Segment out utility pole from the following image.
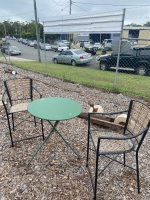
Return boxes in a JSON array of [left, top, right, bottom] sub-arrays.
[[33, 0, 41, 63], [69, 0, 72, 48], [70, 0, 72, 14], [3, 23, 6, 38]]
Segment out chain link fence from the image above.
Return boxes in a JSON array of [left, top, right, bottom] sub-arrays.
[[47, 28, 150, 98]]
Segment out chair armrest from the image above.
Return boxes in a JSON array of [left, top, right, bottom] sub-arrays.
[[97, 127, 148, 142], [32, 86, 42, 98]]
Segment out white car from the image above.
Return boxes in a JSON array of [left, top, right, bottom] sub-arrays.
[[57, 43, 69, 52], [5, 46, 21, 55], [28, 41, 35, 47], [40, 43, 52, 50], [93, 42, 103, 50]]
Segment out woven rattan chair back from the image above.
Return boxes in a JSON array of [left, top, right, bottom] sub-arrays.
[[2, 78, 44, 147], [4, 78, 32, 105], [125, 100, 150, 144]]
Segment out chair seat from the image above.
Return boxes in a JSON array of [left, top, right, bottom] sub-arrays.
[[91, 130, 135, 155], [9, 102, 29, 113]]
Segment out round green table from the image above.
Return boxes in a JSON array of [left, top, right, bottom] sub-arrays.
[[28, 97, 82, 121], [27, 97, 82, 165]]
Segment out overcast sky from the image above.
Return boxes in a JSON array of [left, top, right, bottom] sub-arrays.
[[0, 0, 150, 25]]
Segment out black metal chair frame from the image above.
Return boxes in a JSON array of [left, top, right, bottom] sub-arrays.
[[2, 78, 45, 147], [86, 100, 150, 200]]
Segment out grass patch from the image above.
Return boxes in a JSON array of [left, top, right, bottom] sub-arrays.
[[4, 60, 150, 98]]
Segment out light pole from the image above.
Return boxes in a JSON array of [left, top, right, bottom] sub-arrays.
[[69, 0, 72, 47], [3, 23, 6, 38], [33, 0, 41, 63], [70, 0, 72, 14]]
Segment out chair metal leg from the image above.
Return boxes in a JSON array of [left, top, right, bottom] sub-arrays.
[[136, 152, 140, 193], [86, 131, 90, 167], [123, 153, 126, 166], [94, 151, 99, 200], [6, 114, 14, 147], [12, 113, 15, 131]]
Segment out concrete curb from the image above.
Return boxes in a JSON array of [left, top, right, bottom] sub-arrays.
[[0, 56, 34, 62]]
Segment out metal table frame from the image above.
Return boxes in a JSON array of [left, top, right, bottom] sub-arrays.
[[27, 97, 82, 166]]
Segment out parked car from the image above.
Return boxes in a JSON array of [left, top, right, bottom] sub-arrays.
[[27, 40, 35, 47], [84, 46, 98, 55], [34, 41, 42, 49], [93, 42, 103, 50], [51, 42, 69, 52], [52, 49, 92, 66], [22, 39, 28, 45], [40, 43, 52, 50], [97, 46, 150, 76], [29, 41, 35, 47], [5, 46, 21, 55], [1, 41, 10, 53], [102, 39, 113, 51]]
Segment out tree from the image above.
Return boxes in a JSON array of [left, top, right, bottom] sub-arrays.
[[125, 22, 142, 27], [143, 21, 150, 27]]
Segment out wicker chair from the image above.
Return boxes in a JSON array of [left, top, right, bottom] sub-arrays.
[[2, 78, 44, 146], [86, 100, 150, 200]]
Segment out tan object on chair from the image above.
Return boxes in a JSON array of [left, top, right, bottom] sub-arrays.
[[89, 105, 104, 113]]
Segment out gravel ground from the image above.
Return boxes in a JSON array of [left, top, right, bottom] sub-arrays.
[[0, 64, 150, 200]]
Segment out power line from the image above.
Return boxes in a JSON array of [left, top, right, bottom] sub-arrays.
[[73, 3, 88, 12], [56, 3, 70, 15], [0, 5, 61, 20], [73, 1, 150, 7]]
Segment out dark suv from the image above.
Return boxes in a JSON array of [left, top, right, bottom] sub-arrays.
[[97, 46, 150, 76]]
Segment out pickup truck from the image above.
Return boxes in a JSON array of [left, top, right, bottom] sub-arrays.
[[51, 43, 69, 52], [97, 46, 150, 76]]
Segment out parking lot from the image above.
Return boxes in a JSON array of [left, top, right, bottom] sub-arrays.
[[7, 40, 99, 69]]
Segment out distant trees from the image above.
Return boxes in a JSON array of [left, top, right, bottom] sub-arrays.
[[0, 20, 61, 42], [126, 22, 142, 27], [126, 22, 150, 27], [143, 22, 150, 27], [0, 20, 42, 39]]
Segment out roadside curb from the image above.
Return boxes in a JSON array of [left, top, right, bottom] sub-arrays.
[[0, 56, 34, 62]]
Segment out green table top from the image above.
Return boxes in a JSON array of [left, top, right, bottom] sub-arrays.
[[28, 97, 82, 121]]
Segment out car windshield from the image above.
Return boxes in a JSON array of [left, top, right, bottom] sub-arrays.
[[59, 43, 67, 47], [73, 50, 86, 55], [10, 46, 19, 50]]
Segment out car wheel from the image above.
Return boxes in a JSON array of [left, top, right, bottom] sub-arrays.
[[53, 58, 58, 64], [136, 66, 147, 76], [71, 60, 76, 66], [99, 62, 107, 70]]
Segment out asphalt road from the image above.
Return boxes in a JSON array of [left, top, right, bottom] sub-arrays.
[[8, 40, 99, 69]]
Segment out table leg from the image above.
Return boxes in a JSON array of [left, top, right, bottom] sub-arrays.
[[27, 121, 59, 167], [48, 121, 80, 158]]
